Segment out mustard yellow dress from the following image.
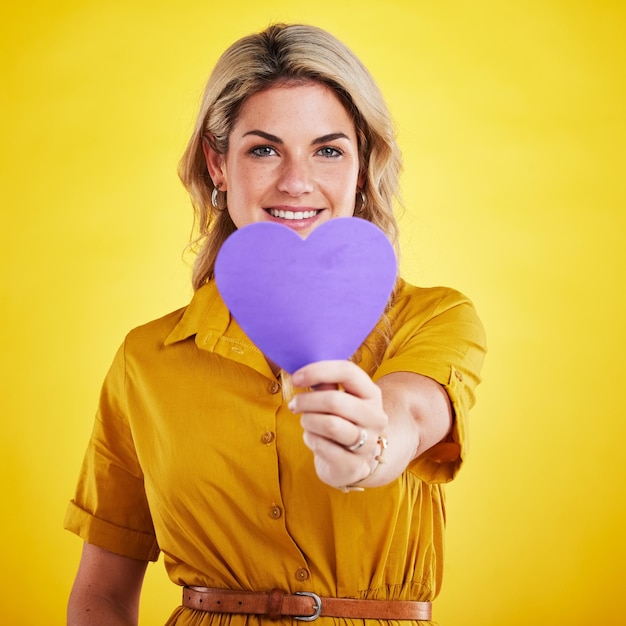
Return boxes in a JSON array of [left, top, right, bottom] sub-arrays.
[[65, 279, 486, 625]]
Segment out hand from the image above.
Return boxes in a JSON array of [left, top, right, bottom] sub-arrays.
[[288, 360, 388, 489]]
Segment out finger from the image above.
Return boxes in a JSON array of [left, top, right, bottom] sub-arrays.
[[344, 428, 368, 452], [292, 360, 379, 400], [300, 411, 371, 450], [302, 431, 373, 487], [290, 388, 360, 420], [312, 382, 339, 391], [290, 390, 386, 436]]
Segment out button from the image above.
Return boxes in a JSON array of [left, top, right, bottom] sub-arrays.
[[268, 381, 281, 394], [261, 431, 275, 444], [454, 370, 463, 382], [270, 505, 282, 519], [295, 568, 310, 581]]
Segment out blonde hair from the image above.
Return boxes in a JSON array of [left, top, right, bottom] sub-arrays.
[[179, 23, 403, 290]]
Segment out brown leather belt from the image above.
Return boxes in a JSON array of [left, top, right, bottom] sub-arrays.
[[183, 586, 432, 621]]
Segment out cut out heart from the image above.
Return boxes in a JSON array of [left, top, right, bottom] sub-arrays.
[[214, 217, 397, 374]]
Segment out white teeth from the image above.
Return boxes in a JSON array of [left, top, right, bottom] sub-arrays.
[[269, 209, 318, 220]]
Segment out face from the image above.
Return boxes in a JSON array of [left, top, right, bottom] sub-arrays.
[[204, 82, 363, 235]]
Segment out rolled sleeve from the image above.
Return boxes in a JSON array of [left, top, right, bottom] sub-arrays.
[[64, 500, 159, 561], [372, 283, 487, 483]]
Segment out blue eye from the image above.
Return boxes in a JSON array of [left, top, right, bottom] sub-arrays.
[[317, 146, 343, 158], [250, 146, 277, 157]]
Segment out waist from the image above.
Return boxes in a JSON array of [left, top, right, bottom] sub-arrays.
[[183, 586, 432, 621]]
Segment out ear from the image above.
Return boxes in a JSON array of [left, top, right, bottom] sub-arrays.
[[357, 171, 366, 191], [202, 135, 228, 190]]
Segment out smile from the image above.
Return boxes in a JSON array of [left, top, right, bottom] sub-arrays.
[[267, 208, 320, 220]]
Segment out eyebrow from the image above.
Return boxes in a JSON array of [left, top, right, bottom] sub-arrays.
[[242, 130, 351, 145], [312, 132, 351, 145]]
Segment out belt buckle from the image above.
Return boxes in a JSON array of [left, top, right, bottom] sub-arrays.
[[294, 591, 322, 621]]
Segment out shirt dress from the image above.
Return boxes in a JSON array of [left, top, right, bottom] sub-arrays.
[[65, 278, 486, 625]]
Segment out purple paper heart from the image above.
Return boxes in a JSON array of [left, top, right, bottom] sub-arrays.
[[214, 217, 397, 374]]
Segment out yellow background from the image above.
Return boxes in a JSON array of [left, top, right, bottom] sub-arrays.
[[2, 1, 625, 624]]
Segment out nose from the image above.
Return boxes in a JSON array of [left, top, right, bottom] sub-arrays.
[[276, 155, 314, 196]]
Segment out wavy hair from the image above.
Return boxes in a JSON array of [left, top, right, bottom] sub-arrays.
[[179, 23, 403, 290]]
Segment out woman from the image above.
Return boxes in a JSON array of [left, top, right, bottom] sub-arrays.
[[66, 23, 486, 625]]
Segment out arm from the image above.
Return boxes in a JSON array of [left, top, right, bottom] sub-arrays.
[[288, 360, 452, 489], [68, 543, 148, 626]]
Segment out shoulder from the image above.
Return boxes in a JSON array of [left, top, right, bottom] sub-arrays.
[[377, 278, 487, 382], [120, 281, 229, 361], [104, 305, 192, 387], [125, 305, 189, 350], [390, 278, 483, 332]]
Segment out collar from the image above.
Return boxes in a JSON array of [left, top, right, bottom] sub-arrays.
[[164, 281, 276, 379], [164, 280, 229, 349]]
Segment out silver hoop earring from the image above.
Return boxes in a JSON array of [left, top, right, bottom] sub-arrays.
[[355, 190, 366, 215], [211, 187, 219, 209]]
